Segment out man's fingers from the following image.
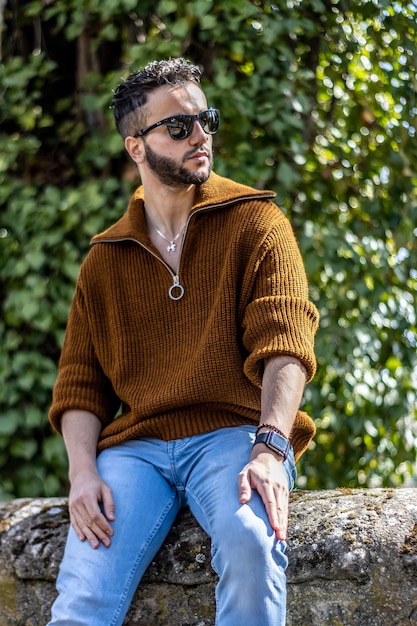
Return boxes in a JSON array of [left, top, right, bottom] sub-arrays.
[[257, 483, 279, 533], [238, 458, 290, 540], [271, 480, 289, 540], [237, 469, 252, 503], [70, 516, 87, 543], [239, 468, 281, 534], [78, 511, 112, 548], [101, 484, 116, 524], [275, 497, 289, 540], [70, 499, 114, 548]]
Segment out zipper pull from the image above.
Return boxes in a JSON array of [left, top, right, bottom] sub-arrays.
[[169, 275, 185, 301]]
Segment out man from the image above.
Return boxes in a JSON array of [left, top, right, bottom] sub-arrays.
[[47, 57, 319, 625]]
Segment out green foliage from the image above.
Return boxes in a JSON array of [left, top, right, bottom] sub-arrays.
[[1, 0, 416, 497]]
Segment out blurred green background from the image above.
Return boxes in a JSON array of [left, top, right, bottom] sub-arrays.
[[1, 0, 416, 499]]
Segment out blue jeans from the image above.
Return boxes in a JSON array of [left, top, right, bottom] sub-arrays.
[[48, 426, 296, 626]]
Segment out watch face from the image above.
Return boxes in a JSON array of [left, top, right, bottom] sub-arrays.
[[255, 431, 289, 459]]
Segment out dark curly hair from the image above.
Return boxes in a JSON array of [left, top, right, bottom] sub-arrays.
[[112, 58, 202, 139]]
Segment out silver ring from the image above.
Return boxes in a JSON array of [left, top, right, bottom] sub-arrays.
[[169, 283, 185, 300]]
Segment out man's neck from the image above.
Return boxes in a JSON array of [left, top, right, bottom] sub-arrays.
[[142, 178, 196, 235]]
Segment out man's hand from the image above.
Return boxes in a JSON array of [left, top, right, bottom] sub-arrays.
[[239, 355, 307, 540], [238, 444, 289, 540], [68, 469, 115, 549], [61, 410, 114, 549]]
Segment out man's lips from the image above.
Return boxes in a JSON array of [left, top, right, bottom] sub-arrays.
[[188, 151, 208, 161], [184, 146, 209, 160]]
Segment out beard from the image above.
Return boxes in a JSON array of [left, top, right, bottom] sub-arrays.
[[143, 141, 213, 187]]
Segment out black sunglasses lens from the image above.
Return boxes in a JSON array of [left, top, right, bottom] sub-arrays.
[[166, 116, 193, 140], [200, 110, 219, 134]]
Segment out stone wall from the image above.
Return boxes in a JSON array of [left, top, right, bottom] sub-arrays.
[[1, 489, 417, 625]]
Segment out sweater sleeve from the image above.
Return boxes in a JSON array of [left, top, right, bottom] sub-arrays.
[[242, 218, 319, 387], [48, 273, 120, 434]]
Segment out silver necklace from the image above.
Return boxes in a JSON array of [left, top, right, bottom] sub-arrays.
[[149, 217, 184, 253]]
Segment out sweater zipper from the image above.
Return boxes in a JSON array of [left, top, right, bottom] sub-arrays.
[[94, 236, 185, 300], [92, 193, 274, 301]]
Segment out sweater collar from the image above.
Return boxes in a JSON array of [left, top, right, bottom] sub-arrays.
[[91, 171, 276, 244]]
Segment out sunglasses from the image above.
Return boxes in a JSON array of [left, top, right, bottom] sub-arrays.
[[133, 108, 220, 141]]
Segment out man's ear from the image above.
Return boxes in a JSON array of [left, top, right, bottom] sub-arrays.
[[125, 136, 145, 164]]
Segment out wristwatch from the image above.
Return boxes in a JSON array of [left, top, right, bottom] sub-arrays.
[[253, 430, 290, 461]]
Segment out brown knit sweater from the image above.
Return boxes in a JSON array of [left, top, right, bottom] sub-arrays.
[[49, 172, 319, 461]]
